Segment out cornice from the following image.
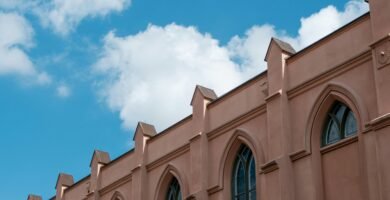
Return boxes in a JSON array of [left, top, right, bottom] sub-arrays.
[[287, 13, 370, 63], [287, 50, 371, 99]]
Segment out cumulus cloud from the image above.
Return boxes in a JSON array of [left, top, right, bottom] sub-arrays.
[[56, 84, 71, 98], [38, 0, 131, 35], [94, 25, 243, 130], [228, 0, 369, 73], [0, 12, 51, 85], [94, 0, 368, 131]]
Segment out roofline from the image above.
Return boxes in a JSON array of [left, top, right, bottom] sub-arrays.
[[147, 114, 193, 143], [287, 12, 370, 62], [50, 174, 90, 200], [208, 70, 267, 108], [101, 148, 135, 170], [49, 11, 372, 200]]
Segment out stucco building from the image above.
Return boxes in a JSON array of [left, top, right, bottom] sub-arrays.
[[29, 0, 390, 199]]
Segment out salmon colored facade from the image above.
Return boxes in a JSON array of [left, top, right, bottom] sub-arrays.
[[29, 0, 390, 199]]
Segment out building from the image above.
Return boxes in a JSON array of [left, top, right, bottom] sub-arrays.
[[28, 0, 390, 199]]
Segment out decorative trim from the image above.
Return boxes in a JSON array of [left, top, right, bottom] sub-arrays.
[[370, 33, 390, 47], [260, 160, 279, 174], [265, 90, 281, 102], [146, 143, 190, 171], [366, 113, 390, 131], [99, 173, 132, 196], [289, 149, 311, 162], [320, 135, 358, 154], [189, 132, 201, 142], [185, 194, 196, 200], [287, 50, 371, 99], [207, 185, 223, 195], [370, 34, 390, 69], [206, 104, 267, 140]]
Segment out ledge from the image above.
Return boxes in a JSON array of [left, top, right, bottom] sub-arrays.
[[320, 135, 358, 154], [260, 160, 279, 174], [207, 185, 222, 195], [265, 90, 281, 102], [367, 113, 390, 131], [370, 33, 390, 47], [289, 149, 311, 162]]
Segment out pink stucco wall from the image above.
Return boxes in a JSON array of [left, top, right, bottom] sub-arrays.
[[39, 0, 390, 200]]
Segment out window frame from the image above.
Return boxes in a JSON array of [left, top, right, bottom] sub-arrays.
[[321, 102, 358, 147], [231, 145, 256, 200], [166, 178, 182, 200]]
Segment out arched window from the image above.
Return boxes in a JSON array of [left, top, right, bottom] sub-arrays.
[[232, 145, 256, 200], [166, 178, 182, 200], [322, 102, 357, 146]]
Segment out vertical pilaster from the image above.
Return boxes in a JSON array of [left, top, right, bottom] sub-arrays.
[[189, 85, 217, 199], [89, 150, 111, 200], [367, 0, 390, 199], [55, 173, 74, 200], [264, 38, 296, 200], [132, 122, 157, 200]]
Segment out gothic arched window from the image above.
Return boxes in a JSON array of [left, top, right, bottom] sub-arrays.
[[322, 102, 358, 147], [232, 145, 256, 200], [167, 178, 182, 200]]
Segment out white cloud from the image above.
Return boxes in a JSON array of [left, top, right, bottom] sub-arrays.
[[0, 12, 51, 85], [56, 84, 71, 98], [94, 0, 368, 131], [38, 0, 131, 35], [227, 0, 368, 73], [94, 24, 243, 130]]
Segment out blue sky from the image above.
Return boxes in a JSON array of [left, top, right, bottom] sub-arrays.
[[0, 0, 368, 199]]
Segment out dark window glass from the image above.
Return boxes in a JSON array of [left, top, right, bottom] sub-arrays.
[[344, 111, 357, 136], [322, 102, 358, 146], [232, 145, 256, 200], [166, 178, 181, 200]]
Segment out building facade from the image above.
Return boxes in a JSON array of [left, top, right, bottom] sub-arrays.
[[29, 0, 390, 199]]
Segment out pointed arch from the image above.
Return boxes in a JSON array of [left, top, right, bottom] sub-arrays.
[[111, 191, 125, 200], [216, 128, 264, 198], [303, 82, 369, 200], [304, 82, 368, 153], [154, 164, 189, 200]]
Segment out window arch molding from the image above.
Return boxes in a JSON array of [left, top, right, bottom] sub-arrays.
[[111, 191, 125, 200], [303, 83, 368, 199], [304, 83, 368, 153], [154, 164, 188, 200], [216, 129, 264, 199]]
